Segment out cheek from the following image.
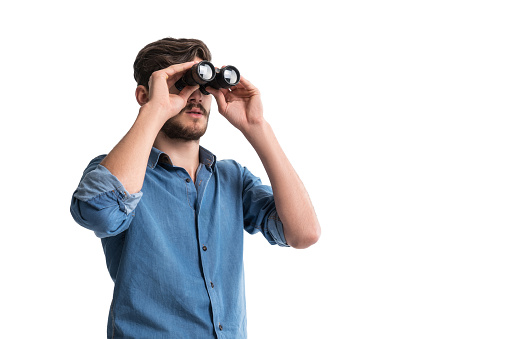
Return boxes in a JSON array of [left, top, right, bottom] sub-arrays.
[[203, 96, 213, 112]]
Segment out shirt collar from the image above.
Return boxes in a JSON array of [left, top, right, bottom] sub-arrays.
[[198, 146, 216, 171], [148, 146, 216, 171]]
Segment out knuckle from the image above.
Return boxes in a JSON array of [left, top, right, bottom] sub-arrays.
[[152, 70, 167, 79]]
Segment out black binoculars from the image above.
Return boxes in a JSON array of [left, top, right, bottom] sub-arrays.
[[174, 61, 240, 95]]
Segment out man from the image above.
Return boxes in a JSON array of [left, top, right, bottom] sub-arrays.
[[70, 37, 320, 338]]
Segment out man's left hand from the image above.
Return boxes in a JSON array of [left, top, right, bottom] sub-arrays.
[[206, 76, 265, 136]]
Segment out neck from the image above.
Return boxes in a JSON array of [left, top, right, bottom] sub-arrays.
[[153, 132, 201, 182]]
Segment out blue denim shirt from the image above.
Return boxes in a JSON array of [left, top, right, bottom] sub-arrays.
[[70, 146, 288, 338]]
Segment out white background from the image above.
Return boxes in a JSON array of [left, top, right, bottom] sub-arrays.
[[1, 1, 508, 338]]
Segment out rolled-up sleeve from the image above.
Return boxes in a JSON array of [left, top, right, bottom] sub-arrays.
[[70, 156, 143, 238], [241, 166, 289, 247]]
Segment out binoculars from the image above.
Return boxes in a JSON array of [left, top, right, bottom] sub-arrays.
[[174, 61, 240, 95]]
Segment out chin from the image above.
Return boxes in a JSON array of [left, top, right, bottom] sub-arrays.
[[161, 118, 208, 141]]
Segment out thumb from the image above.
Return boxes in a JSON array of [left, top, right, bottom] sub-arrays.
[[178, 85, 200, 102], [206, 87, 228, 114]]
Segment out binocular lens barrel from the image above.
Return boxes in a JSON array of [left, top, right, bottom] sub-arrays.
[[174, 61, 240, 95], [208, 66, 240, 89], [175, 61, 216, 91]]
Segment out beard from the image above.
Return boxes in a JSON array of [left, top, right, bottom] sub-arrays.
[[161, 103, 210, 141]]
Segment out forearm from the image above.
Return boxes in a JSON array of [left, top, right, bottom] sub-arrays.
[[244, 121, 321, 249], [100, 105, 166, 193]]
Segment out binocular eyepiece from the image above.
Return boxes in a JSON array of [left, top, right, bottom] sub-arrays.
[[174, 61, 240, 95]]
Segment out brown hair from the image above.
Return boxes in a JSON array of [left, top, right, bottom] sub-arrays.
[[133, 37, 212, 89]]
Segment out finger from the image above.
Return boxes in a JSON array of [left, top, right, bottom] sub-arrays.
[[148, 61, 199, 99], [229, 82, 246, 92], [206, 87, 228, 113], [148, 71, 172, 100], [206, 87, 229, 97], [237, 76, 257, 91], [178, 85, 200, 102], [161, 61, 198, 80]]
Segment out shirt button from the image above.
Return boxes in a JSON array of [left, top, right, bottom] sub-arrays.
[[219, 324, 223, 331], [210, 282, 214, 288], [202, 245, 207, 251], [185, 178, 191, 183]]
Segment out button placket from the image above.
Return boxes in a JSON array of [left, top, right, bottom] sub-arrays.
[[194, 160, 222, 333]]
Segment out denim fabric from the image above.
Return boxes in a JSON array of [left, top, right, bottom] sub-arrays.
[[70, 146, 288, 338]]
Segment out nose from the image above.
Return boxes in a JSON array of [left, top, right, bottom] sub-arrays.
[[188, 87, 203, 103]]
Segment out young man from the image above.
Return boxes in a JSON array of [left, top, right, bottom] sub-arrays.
[[70, 37, 320, 338]]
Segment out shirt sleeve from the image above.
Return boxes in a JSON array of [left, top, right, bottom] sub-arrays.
[[70, 155, 143, 238], [241, 166, 289, 247]]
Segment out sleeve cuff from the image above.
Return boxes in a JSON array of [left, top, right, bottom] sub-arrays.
[[73, 164, 143, 215], [266, 210, 290, 247]]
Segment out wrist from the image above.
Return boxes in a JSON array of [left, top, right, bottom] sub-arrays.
[[139, 103, 172, 126], [135, 105, 171, 135], [243, 119, 275, 149]]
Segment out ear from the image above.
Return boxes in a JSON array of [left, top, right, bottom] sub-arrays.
[[135, 85, 149, 106]]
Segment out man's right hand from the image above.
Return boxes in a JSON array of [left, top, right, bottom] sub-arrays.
[[101, 61, 200, 194], [142, 61, 200, 121]]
